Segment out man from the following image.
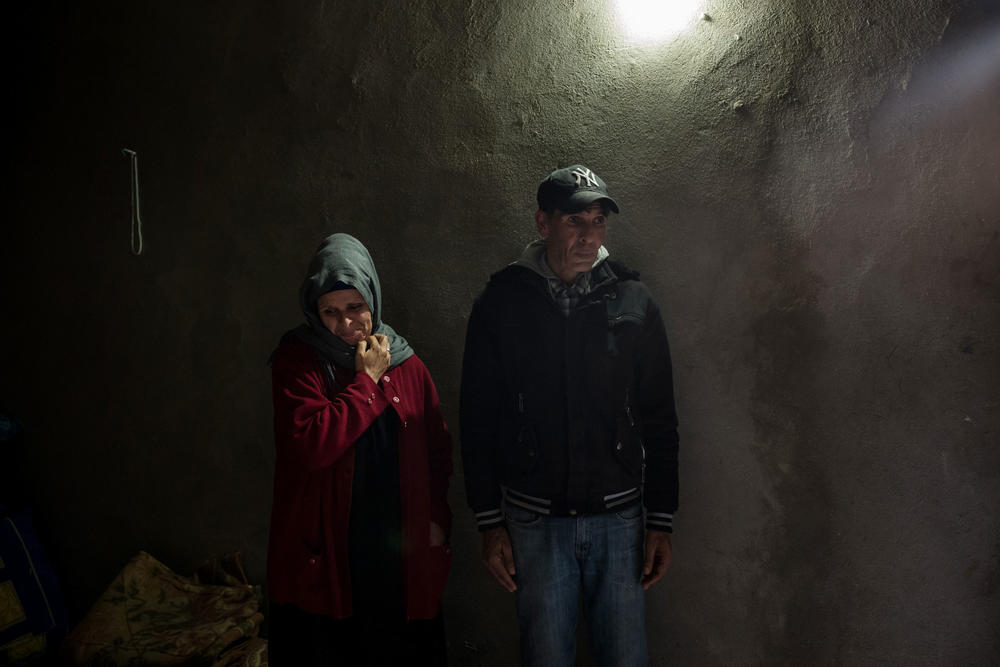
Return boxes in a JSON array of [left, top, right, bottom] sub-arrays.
[[460, 164, 680, 666]]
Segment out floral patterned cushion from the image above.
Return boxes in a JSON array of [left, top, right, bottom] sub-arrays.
[[62, 551, 264, 666]]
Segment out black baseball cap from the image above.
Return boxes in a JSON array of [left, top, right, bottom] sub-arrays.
[[536, 164, 620, 214]]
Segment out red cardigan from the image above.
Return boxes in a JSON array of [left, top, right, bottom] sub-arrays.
[[266, 338, 453, 619]]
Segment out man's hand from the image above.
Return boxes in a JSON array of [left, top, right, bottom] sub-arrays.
[[356, 334, 390, 383], [482, 526, 517, 592], [641, 530, 672, 590]]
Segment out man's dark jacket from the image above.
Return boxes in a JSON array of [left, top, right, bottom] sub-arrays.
[[460, 257, 679, 533]]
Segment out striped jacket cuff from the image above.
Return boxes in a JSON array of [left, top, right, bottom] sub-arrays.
[[645, 510, 673, 533], [474, 508, 504, 530]]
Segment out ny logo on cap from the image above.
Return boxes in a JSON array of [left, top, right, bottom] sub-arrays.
[[571, 167, 599, 188]]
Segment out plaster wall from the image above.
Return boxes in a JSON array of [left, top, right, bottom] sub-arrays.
[[4, 0, 999, 664]]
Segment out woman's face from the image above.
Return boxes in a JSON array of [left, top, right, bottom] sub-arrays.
[[317, 289, 373, 345]]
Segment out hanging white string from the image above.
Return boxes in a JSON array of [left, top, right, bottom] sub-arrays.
[[122, 148, 144, 255]]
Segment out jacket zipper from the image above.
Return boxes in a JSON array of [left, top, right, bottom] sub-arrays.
[[625, 388, 634, 426]]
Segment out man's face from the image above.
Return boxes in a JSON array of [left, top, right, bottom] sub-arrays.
[[535, 202, 608, 283], [317, 288, 373, 345]]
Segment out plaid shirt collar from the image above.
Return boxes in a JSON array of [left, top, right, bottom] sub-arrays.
[[546, 270, 590, 315], [511, 241, 612, 316], [539, 246, 609, 315]]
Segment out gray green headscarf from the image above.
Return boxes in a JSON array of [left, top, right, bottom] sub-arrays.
[[289, 233, 413, 371]]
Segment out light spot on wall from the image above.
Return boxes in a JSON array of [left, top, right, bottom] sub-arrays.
[[614, 0, 706, 43]]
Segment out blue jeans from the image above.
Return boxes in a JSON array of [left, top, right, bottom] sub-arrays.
[[505, 503, 648, 667]]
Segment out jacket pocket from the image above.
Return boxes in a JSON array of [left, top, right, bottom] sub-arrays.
[[506, 392, 539, 476], [296, 539, 326, 586], [514, 423, 540, 475], [614, 416, 645, 476]]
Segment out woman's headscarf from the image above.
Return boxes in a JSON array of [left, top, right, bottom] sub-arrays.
[[288, 233, 413, 371]]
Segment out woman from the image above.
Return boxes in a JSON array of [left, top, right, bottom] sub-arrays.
[[267, 233, 452, 666]]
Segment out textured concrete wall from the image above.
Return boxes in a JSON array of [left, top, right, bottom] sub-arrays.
[[4, 0, 998, 664]]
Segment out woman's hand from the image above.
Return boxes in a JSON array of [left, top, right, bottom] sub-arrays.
[[356, 334, 391, 382], [429, 521, 446, 547]]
